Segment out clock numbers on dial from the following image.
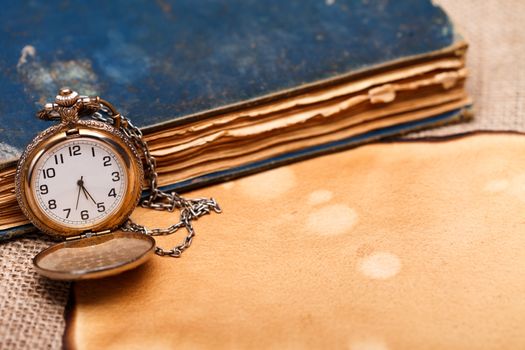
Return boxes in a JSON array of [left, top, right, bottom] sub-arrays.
[[33, 139, 127, 228], [103, 156, 112, 167], [54, 154, 64, 164], [42, 168, 56, 179], [68, 145, 81, 156]]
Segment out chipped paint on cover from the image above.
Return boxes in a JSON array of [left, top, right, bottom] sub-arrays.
[[0, 0, 457, 155]]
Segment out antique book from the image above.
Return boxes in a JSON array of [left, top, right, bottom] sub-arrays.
[[0, 0, 471, 237], [69, 132, 525, 349]]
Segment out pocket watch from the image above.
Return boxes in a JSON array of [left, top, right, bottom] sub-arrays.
[[15, 88, 221, 280]]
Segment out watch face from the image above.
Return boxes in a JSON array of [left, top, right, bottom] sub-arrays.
[[31, 138, 128, 229]]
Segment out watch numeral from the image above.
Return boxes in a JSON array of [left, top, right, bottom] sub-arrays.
[[68, 145, 81, 157], [54, 154, 64, 165], [108, 188, 117, 197], [39, 184, 48, 195], [48, 199, 57, 209], [42, 168, 55, 179], [81, 210, 89, 220], [103, 156, 112, 167], [111, 172, 120, 182], [97, 202, 106, 212], [63, 208, 71, 218], [91, 147, 96, 157]]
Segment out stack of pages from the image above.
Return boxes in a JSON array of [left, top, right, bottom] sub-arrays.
[[148, 55, 469, 185]]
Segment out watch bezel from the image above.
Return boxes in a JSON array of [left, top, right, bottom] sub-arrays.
[[15, 119, 144, 238]]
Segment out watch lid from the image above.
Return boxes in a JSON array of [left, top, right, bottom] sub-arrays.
[[33, 231, 155, 280]]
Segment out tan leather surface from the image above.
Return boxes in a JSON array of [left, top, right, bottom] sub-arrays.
[[71, 133, 525, 350]]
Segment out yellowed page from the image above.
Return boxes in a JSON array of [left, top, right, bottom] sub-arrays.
[[70, 133, 525, 350]]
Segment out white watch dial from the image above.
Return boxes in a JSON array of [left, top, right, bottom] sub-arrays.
[[31, 138, 128, 228]]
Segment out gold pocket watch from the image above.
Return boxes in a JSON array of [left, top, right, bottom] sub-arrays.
[[15, 88, 221, 280]]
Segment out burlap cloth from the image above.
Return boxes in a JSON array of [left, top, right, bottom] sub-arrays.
[[0, 0, 523, 348]]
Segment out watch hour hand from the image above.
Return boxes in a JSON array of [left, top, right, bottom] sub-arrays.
[[82, 185, 98, 205], [81, 186, 89, 200]]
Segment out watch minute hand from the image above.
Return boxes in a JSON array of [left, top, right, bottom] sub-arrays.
[[75, 178, 83, 210]]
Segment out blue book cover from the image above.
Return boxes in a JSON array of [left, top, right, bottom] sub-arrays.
[[0, 0, 470, 238]]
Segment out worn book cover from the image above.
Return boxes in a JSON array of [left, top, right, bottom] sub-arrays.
[[0, 0, 471, 238]]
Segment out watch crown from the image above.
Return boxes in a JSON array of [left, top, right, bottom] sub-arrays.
[[55, 88, 79, 107]]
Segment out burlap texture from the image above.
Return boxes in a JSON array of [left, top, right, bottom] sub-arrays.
[[0, 1, 523, 348], [413, 0, 525, 136], [0, 235, 69, 349]]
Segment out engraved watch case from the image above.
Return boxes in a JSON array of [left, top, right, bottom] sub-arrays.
[[16, 119, 144, 237]]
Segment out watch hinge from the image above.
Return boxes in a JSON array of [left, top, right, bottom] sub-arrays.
[[66, 128, 79, 137], [65, 229, 112, 241]]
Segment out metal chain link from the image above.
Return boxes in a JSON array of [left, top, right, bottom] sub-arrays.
[[92, 106, 221, 257]]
